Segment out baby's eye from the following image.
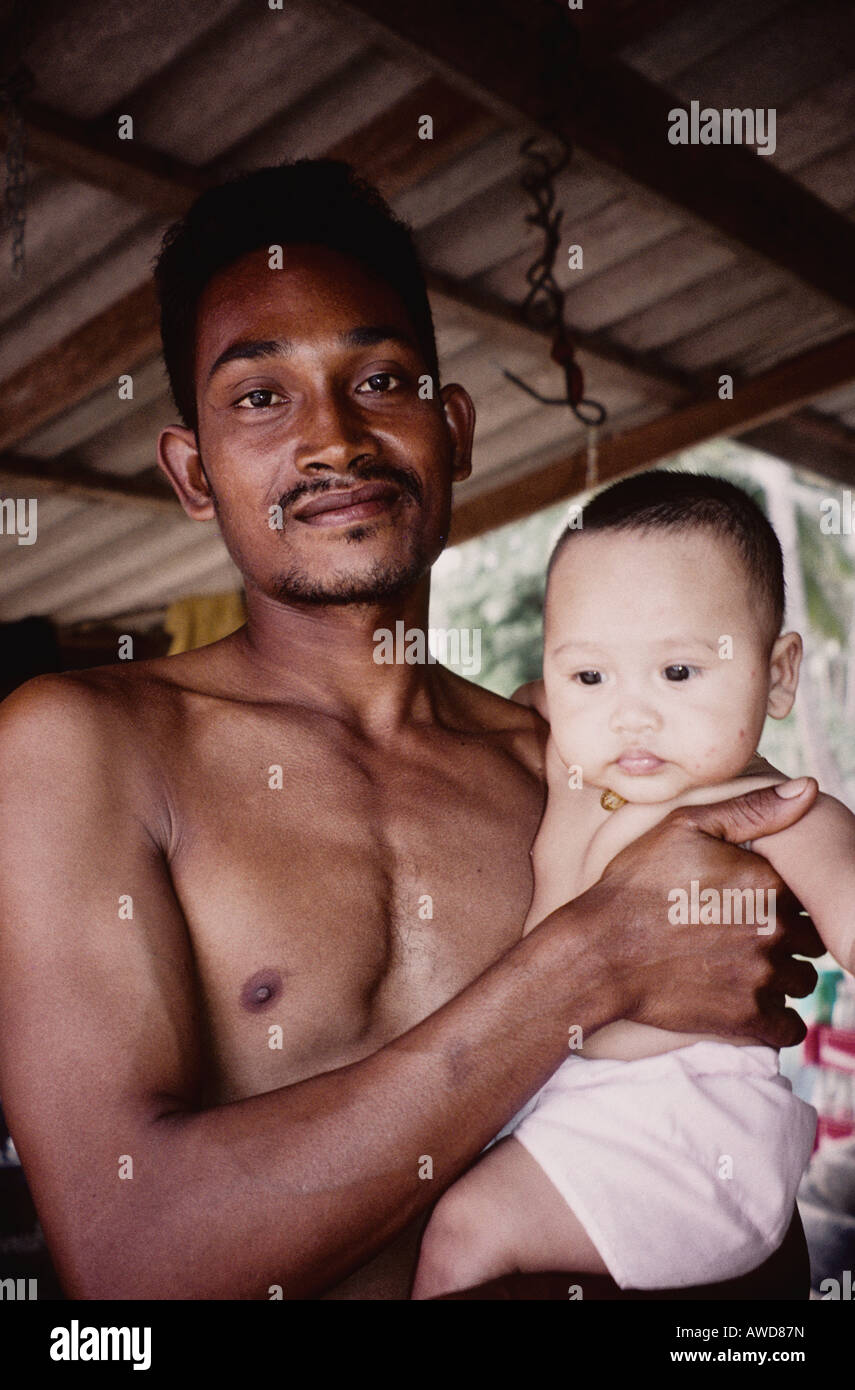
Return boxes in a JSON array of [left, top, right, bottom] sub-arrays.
[[356, 371, 401, 394], [235, 388, 284, 409], [574, 670, 603, 686], [663, 664, 698, 682]]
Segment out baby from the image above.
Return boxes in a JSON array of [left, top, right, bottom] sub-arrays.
[[412, 469, 855, 1299]]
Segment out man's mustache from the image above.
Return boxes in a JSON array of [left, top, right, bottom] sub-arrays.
[[276, 462, 423, 515]]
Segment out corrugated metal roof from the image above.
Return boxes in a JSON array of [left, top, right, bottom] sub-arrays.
[[2, 0, 854, 625]]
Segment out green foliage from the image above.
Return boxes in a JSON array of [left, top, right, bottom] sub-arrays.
[[430, 498, 569, 694]]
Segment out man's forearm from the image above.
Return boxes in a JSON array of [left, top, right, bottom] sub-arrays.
[[64, 888, 619, 1299]]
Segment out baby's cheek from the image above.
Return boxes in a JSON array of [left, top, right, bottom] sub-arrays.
[[551, 711, 598, 766], [695, 742, 751, 781]]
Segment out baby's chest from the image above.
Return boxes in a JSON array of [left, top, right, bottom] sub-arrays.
[[531, 802, 593, 904], [532, 796, 668, 905]]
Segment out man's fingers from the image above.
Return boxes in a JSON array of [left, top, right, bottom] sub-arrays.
[[785, 913, 825, 958], [771, 955, 818, 1000], [677, 777, 818, 845], [752, 1004, 808, 1050]]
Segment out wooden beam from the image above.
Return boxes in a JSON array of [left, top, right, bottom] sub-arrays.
[[304, 75, 498, 197], [0, 77, 494, 220], [0, 102, 205, 217], [0, 86, 683, 451], [0, 284, 162, 453], [340, 0, 855, 317], [5, 396, 855, 521], [0, 265, 688, 458], [552, 0, 689, 57], [425, 268, 692, 398], [0, 454, 176, 511], [4, 8, 851, 480], [742, 409, 855, 490], [449, 331, 855, 543]]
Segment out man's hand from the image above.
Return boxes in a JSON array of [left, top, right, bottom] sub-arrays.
[[571, 778, 823, 1048]]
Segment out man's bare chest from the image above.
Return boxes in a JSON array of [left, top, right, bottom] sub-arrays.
[[160, 706, 541, 1097]]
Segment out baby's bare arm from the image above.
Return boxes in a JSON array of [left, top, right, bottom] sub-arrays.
[[749, 792, 855, 974], [663, 767, 855, 971], [584, 764, 855, 971]]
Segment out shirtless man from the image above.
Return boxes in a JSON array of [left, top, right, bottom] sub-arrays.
[[0, 160, 821, 1300]]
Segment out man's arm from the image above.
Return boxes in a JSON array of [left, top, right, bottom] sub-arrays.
[[619, 769, 855, 972], [0, 678, 822, 1299]]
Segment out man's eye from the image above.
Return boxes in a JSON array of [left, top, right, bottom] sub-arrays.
[[357, 372, 400, 393], [235, 389, 284, 409], [663, 664, 696, 681], [574, 670, 603, 686]]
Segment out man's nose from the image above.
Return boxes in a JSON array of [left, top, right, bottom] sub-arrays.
[[294, 392, 378, 476]]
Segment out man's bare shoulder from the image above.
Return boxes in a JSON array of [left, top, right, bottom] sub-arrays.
[[0, 655, 216, 829], [0, 667, 127, 744], [0, 651, 243, 867], [1, 660, 177, 742], [0, 634, 242, 736], [438, 669, 547, 780]]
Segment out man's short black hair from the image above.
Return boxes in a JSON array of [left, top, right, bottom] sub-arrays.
[[547, 470, 786, 645], [154, 158, 440, 431]]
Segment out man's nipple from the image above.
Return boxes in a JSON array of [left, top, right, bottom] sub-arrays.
[[240, 969, 284, 1012]]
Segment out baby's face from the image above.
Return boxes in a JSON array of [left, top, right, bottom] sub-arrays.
[[543, 527, 792, 804]]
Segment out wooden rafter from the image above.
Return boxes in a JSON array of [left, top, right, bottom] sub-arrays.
[[559, 0, 691, 57], [743, 410, 855, 492], [4, 0, 851, 453], [339, 0, 855, 317], [1, 1, 854, 516], [5, 336, 854, 525], [0, 82, 685, 452], [0, 103, 206, 218], [0, 453, 175, 510], [0, 284, 162, 453], [449, 331, 855, 543]]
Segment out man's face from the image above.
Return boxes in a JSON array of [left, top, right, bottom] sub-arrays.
[[543, 528, 789, 803], [179, 243, 471, 605]]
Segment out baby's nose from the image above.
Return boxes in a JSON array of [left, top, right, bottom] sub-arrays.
[[609, 700, 662, 734]]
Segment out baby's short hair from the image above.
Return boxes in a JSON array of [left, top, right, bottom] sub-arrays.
[[547, 470, 785, 647]]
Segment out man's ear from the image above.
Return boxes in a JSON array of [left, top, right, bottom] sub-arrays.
[[439, 383, 475, 483], [767, 631, 802, 719], [157, 425, 216, 520]]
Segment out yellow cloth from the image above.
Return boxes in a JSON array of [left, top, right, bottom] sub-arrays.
[[164, 592, 246, 655]]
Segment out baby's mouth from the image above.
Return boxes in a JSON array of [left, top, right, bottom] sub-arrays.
[[615, 750, 665, 775]]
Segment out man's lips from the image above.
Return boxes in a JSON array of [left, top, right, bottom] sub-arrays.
[[293, 481, 401, 526], [615, 750, 665, 775]]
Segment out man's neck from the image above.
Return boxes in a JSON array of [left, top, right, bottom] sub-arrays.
[[228, 576, 447, 733]]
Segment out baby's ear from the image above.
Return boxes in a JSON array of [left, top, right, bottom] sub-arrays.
[[767, 631, 802, 719], [512, 679, 547, 718]]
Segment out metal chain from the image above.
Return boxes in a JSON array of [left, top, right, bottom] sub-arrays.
[[517, 134, 573, 332], [1, 64, 35, 278], [503, 134, 607, 433], [502, 6, 607, 466]]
